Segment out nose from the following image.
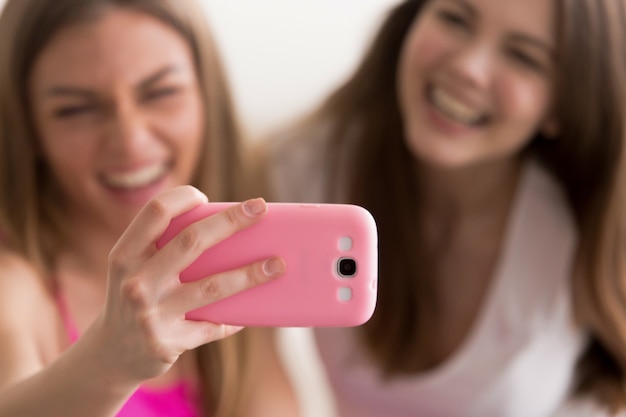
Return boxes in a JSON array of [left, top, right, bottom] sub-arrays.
[[448, 40, 493, 89], [104, 99, 152, 154]]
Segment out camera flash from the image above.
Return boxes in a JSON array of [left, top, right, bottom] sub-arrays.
[[339, 236, 353, 251], [337, 287, 352, 301]]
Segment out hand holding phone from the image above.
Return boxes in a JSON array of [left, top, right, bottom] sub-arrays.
[[156, 202, 378, 327]]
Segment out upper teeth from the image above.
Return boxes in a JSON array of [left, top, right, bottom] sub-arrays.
[[104, 164, 167, 189], [431, 88, 484, 125]]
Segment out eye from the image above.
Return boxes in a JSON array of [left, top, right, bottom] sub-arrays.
[[143, 87, 181, 102], [507, 48, 545, 72], [437, 9, 469, 29], [53, 104, 97, 119]]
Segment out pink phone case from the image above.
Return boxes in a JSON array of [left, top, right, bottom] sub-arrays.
[[156, 202, 378, 327]]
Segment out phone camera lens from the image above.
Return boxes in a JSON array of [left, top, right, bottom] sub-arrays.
[[338, 258, 357, 277]]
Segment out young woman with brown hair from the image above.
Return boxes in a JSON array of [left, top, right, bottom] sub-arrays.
[[266, 0, 626, 415]]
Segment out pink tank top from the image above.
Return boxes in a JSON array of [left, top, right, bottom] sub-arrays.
[[55, 292, 202, 417]]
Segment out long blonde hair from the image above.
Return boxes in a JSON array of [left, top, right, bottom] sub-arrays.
[[0, 0, 255, 415], [304, 0, 626, 410]]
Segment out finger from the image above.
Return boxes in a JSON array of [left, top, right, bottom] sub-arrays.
[[148, 198, 269, 283], [111, 185, 208, 262], [161, 256, 285, 316]]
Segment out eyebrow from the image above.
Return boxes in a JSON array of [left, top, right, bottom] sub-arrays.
[[43, 64, 181, 98], [509, 34, 555, 57], [44, 86, 96, 99], [441, 0, 477, 18], [441, 0, 554, 56], [137, 64, 180, 91]]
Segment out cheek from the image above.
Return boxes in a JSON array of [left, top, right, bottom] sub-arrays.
[[400, 21, 455, 85], [37, 117, 94, 169], [41, 142, 94, 191], [497, 74, 551, 130], [33, 107, 101, 187], [38, 132, 102, 196], [398, 21, 456, 127], [154, 94, 205, 185], [155, 93, 205, 152]]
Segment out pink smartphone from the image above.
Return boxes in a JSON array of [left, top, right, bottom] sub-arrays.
[[156, 202, 378, 327]]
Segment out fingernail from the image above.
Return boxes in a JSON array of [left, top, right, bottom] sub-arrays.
[[243, 198, 266, 216], [228, 325, 244, 333], [263, 257, 285, 276]]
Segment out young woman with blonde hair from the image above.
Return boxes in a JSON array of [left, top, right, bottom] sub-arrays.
[[0, 0, 298, 416]]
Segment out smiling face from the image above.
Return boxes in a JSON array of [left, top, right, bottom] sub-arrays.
[[29, 7, 204, 233], [397, 0, 557, 170]]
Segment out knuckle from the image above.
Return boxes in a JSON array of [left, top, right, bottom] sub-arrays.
[[179, 184, 197, 195], [245, 264, 263, 287], [200, 278, 222, 300], [133, 311, 179, 364], [185, 185, 207, 202], [144, 198, 169, 223], [177, 227, 202, 253], [224, 206, 241, 229], [134, 311, 173, 361], [135, 308, 158, 333], [120, 277, 150, 308]]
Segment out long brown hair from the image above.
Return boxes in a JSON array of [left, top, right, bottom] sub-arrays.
[[308, 0, 626, 410], [0, 0, 255, 415]]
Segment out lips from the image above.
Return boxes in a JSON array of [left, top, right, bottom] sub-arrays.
[[429, 87, 488, 126], [102, 163, 169, 189]]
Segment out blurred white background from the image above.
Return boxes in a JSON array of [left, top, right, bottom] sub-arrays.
[[200, 0, 401, 138]]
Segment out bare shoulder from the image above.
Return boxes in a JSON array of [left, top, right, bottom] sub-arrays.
[[0, 250, 59, 386], [0, 249, 52, 331]]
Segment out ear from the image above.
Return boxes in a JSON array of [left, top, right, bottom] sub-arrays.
[[540, 118, 560, 139]]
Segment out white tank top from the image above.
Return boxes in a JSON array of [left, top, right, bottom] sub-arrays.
[[267, 133, 590, 417], [313, 161, 586, 417]]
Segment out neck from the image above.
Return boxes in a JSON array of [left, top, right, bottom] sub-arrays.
[[414, 156, 524, 224], [54, 212, 125, 282]]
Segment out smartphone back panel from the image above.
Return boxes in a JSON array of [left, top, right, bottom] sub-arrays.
[[157, 203, 378, 327]]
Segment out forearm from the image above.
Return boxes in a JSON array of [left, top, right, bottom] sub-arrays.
[[0, 323, 139, 417]]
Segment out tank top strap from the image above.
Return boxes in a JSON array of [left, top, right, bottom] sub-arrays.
[[53, 290, 80, 344], [118, 379, 202, 417], [53, 289, 202, 416]]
